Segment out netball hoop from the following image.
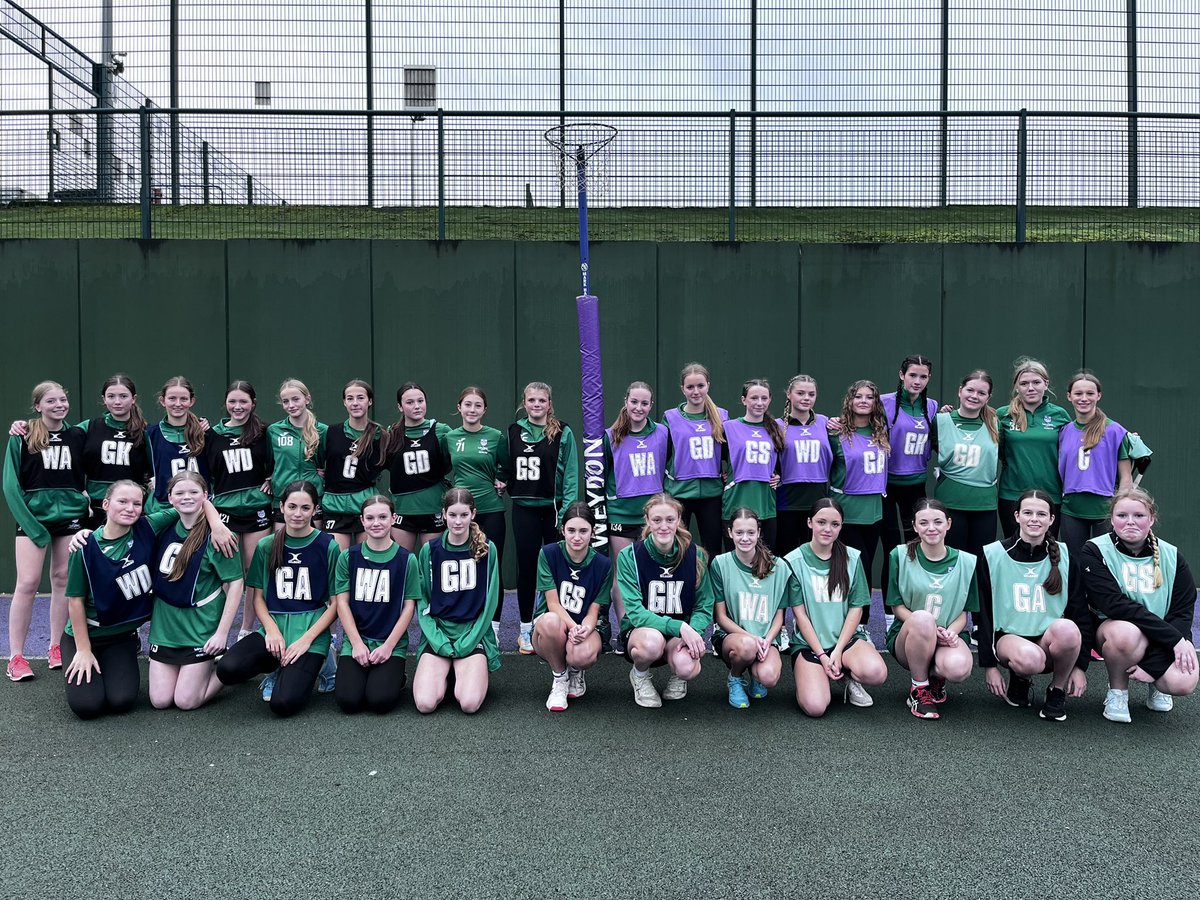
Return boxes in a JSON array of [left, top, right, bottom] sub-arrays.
[[544, 122, 617, 554]]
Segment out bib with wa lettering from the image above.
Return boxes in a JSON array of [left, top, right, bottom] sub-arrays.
[[608, 425, 668, 499], [346, 543, 412, 640], [786, 544, 865, 650], [983, 541, 1070, 636]]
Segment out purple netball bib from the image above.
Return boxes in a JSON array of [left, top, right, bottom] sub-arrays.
[[664, 406, 727, 480], [881, 392, 936, 477], [1058, 421, 1127, 496], [608, 424, 669, 498], [841, 431, 889, 495], [778, 415, 833, 484], [725, 419, 778, 483]]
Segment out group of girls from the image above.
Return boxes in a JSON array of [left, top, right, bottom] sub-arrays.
[[4, 358, 1192, 724]]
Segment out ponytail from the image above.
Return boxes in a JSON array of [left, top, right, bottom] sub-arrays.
[[610, 381, 653, 449], [728, 507, 776, 580], [442, 487, 489, 562]]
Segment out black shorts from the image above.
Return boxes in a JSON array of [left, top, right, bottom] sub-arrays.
[[608, 520, 643, 539], [149, 644, 221, 666], [619, 626, 669, 667], [272, 505, 322, 527], [320, 511, 363, 535], [791, 632, 866, 665], [16, 517, 86, 539], [1139, 644, 1175, 681], [393, 511, 444, 535], [219, 508, 273, 534]]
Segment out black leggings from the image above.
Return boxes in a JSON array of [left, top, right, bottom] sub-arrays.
[[724, 517, 778, 553], [334, 655, 408, 714], [475, 510, 508, 613], [511, 504, 559, 623], [839, 521, 882, 623], [1059, 514, 1109, 560], [679, 496, 723, 562], [62, 631, 140, 720], [216, 632, 324, 718], [998, 498, 1061, 540], [775, 511, 811, 558], [881, 482, 927, 598], [946, 508, 998, 561]]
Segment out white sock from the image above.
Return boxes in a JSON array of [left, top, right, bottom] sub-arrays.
[[520, 621, 532, 635], [552, 670, 568, 681], [491, 621, 500, 638], [631, 666, 650, 679], [884, 613, 895, 630], [911, 679, 929, 688]]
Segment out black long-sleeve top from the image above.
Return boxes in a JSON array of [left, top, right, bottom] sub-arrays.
[[976, 536, 1093, 671]]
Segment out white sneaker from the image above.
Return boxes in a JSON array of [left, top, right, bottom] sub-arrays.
[[567, 667, 586, 699], [1103, 688, 1131, 723], [546, 677, 569, 712], [844, 679, 874, 708], [1146, 685, 1174, 712], [517, 630, 534, 655], [663, 674, 688, 701], [629, 667, 661, 708], [884, 613, 895, 632]]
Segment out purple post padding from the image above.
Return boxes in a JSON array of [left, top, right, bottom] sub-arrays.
[[576, 293, 609, 551]]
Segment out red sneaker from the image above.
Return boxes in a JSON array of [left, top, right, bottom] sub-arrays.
[[6, 655, 35, 682], [47, 645, 63, 670], [928, 675, 947, 704], [907, 684, 940, 719]]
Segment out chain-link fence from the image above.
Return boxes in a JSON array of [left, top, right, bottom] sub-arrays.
[[2, 1, 1198, 240]]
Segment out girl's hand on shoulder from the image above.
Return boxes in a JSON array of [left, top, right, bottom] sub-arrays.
[[940, 404, 953, 413], [825, 417, 841, 433], [199, 416, 210, 431], [768, 473, 781, 489], [211, 522, 237, 558], [983, 667, 1006, 698], [68, 529, 93, 553], [9, 419, 28, 437], [65, 650, 100, 685]]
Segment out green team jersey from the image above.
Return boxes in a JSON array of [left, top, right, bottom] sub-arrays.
[[534, 543, 613, 619], [1060, 424, 1133, 520], [784, 543, 870, 650], [334, 542, 421, 658], [934, 411, 999, 512], [209, 421, 273, 517], [322, 423, 385, 516], [446, 425, 509, 514], [884, 545, 979, 649], [390, 420, 452, 516], [709, 551, 794, 642], [65, 509, 179, 639], [616, 539, 715, 637], [415, 536, 502, 671], [829, 427, 883, 525], [3, 432, 90, 547], [149, 520, 245, 649], [997, 401, 1071, 501], [510, 418, 580, 520], [664, 406, 724, 500], [247, 530, 341, 656], [982, 540, 1070, 637], [1092, 535, 1177, 619], [267, 418, 328, 499]]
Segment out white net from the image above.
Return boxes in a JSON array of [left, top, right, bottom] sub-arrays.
[[544, 123, 617, 201]]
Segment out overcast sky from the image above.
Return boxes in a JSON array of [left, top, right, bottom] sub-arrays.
[[3, 1, 1198, 206]]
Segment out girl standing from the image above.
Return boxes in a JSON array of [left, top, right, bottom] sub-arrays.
[[79, 374, 152, 525], [204, 380, 274, 633], [532, 502, 612, 712], [4, 381, 88, 681], [604, 382, 668, 626], [976, 489, 1091, 721], [385, 382, 453, 550], [775, 374, 832, 556], [1082, 488, 1197, 723], [662, 363, 727, 560], [884, 499, 978, 720], [412, 488, 501, 715], [215, 481, 341, 717], [321, 380, 387, 551], [1057, 371, 1136, 558], [829, 380, 890, 620], [148, 472, 245, 711], [879, 355, 937, 592], [145, 376, 209, 514], [617, 494, 714, 708], [509, 382, 579, 655], [333, 495, 420, 715], [721, 379, 785, 551], [710, 508, 790, 709], [786, 498, 888, 716], [996, 359, 1071, 538], [935, 370, 1000, 562], [268, 378, 328, 525]]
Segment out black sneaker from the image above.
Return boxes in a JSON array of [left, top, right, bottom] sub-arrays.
[[1004, 674, 1033, 708], [1039, 686, 1068, 721]]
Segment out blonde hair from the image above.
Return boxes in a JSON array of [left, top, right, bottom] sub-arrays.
[[279, 378, 320, 460], [1110, 486, 1164, 589], [517, 382, 563, 442], [639, 492, 707, 586], [1068, 370, 1109, 451], [1006, 358, 1051, 433], [958, 370, 999, 444], [679, 363, 725, 443], [26, 381, 66, 454], [782, 374, 818, 423]]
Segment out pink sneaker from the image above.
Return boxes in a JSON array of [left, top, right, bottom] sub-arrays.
[[47, 645, 63, 670], [7, 655, 35, 682]]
